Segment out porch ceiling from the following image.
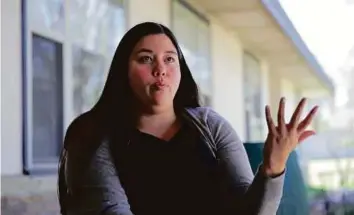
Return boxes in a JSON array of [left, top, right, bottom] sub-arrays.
[[186, 0, 335, 96]]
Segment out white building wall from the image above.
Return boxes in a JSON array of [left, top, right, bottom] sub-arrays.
[[210, 24, 246, 140], [268, 71, 300, 123], [260, 60, 271, 139], [1, 0, 275, 176], [1, 0, 23, 175], [281, 78, 297, 122], [128, 0, 171, 27], [268, 71, 283, 121]]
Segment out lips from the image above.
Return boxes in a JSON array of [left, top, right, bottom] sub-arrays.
[[155, 81, 165, 87], [152, 81, 166, 91]]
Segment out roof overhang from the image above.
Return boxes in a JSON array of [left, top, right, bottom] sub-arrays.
[[185, 0, 335, 97]]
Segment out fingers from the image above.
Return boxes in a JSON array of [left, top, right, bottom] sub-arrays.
[[277, 97, 286, 134], [289, 98, 306, 128], [265, 105, 278, 135], [298, 106, 319, 133], [266, 97, 319, 138], [298, 130, 316, 143]]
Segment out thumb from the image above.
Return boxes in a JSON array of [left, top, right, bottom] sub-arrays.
[[298, 130, 316, 143]]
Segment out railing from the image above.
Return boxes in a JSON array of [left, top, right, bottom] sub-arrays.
[[244, 142, 310, 215]]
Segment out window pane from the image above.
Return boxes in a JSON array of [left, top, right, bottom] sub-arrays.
[[244, 53, 263, 142], [32, 34, 63, 163], [72, 47, 106, 116], [173, 3, 199, 53], [172, 1, 212, 98], [196, 22, 211, 95], [29, 0, 65, 33], [68, 0, 125, 56]]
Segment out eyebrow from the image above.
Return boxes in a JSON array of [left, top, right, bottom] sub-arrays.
[[136, 48, 178, 55]]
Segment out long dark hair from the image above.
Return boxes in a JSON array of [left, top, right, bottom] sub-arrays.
[[58, 22, 201, 214]]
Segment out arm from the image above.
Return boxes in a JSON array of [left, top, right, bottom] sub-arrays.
[[207, 110, 284, 215], [64, 115, 133, 215], [66, 141, 133, 215]]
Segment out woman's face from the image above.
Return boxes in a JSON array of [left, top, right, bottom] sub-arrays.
[[128, 34, 181, 111]]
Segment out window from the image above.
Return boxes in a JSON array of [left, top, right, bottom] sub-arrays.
[[171, 0, 212, 106], [243, 53, 264, 142], [23, 0, 126, 174], [32, 35, 63, 164]]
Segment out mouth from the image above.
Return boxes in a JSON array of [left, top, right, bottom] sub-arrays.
[[152, 82, 167, 91]]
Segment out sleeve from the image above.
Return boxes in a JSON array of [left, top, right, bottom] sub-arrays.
[[206, 110, 284, 215], [66, 139, 134, 215]]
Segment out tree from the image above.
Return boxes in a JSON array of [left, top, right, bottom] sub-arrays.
[[324, 132, 354, 189], [340, 46, 354, 108]]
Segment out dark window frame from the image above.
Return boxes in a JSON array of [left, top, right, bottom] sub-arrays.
[[21, 0, 64, 174], [21, 0, 127, 175]]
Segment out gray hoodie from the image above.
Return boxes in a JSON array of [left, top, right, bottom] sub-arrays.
[[64, 107, 284, 215]]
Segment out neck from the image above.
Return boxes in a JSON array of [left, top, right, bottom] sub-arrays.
[[135, 106, 180, 140], [137, 106, 176, 129]]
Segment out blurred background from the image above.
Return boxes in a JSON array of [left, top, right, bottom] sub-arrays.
[[1, 0, 353, 214]]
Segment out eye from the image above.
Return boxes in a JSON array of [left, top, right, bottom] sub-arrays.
[[165, 56, 176, 63], [138, 56, 153, 64]]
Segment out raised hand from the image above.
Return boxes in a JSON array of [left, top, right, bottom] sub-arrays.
[[261, 98, 319, 177]]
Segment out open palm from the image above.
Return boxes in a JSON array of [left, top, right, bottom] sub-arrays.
[[262, 98, 319, 177]]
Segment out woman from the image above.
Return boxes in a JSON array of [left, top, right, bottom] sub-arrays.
[[58, 22, 318, 215]]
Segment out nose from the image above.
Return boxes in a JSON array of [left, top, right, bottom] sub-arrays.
[[152, 61, 166, 77]]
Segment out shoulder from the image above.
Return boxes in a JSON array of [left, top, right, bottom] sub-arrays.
[[64, 110, 101, 150], [185, 106, 221, 121], [65, 111, 95, 138], [185, 107, 241, 147], [65, 112, 115, 185], [185, 106, 230, 129]]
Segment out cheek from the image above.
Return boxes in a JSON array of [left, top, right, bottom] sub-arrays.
[[169, 67, 181, 89], [129, 64, 152, 86]]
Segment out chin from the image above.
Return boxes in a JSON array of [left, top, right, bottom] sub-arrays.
[[151, 100, 172, 108], [149, 99, 174, 110]]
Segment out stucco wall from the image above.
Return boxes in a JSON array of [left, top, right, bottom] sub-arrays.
[[128, 0, 171, 27], [0, 0, 250, 175], [1, 0, 305, 213], [210, 23, 246, 140], [0, 0, 269, 175], [281, 78, 298, 121], [1, 0, 23, 176], [268, 70, 300, 122]]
